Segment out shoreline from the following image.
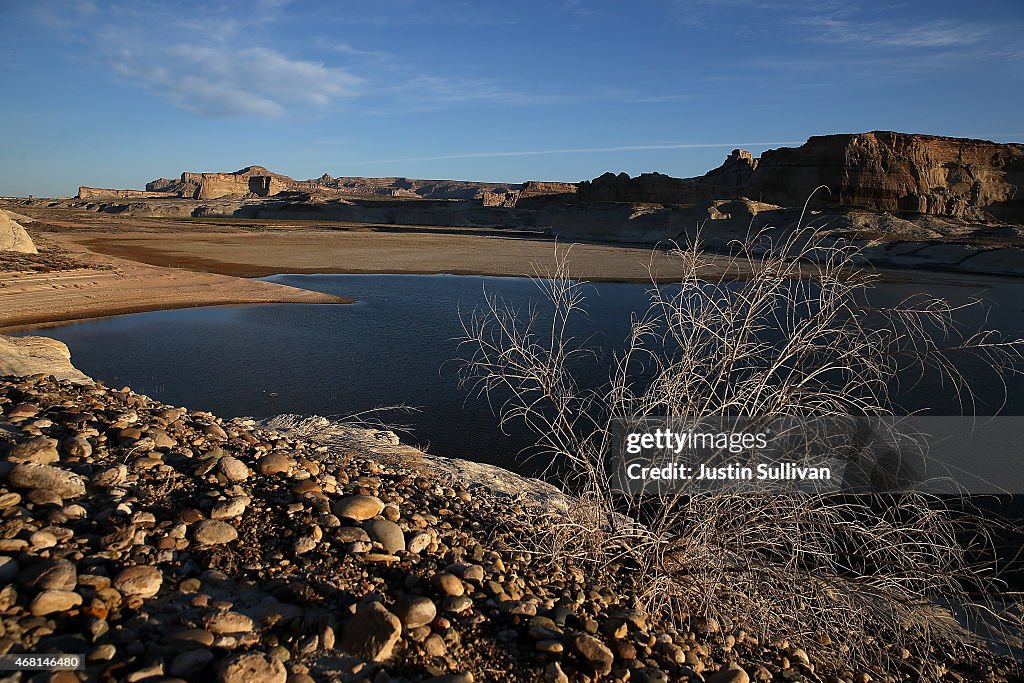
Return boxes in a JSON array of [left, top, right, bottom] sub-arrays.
[[4, 204, 1024, 333]]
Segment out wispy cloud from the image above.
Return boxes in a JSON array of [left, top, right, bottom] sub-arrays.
[[803, 17, 993, 49], [110, 45, 362, 118], [377, 76, 695, 111], [353, 141, 802, 165]]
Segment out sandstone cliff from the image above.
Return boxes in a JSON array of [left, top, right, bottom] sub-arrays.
[[84, 167, 578, 206], [76, 187, 173, 200], [0, 210, 37, 254], [577, 133, 1023, 223], [749, 132, 1023, 221]]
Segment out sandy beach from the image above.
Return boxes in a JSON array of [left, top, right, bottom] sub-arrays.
[[0, 225, 349, 329], [57, 230, 696, 280]]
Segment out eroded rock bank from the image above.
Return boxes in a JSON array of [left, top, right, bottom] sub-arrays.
[[0, 336, 89, 384]]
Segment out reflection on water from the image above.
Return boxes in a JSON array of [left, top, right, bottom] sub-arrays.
[[16, 273, 1024, 476]]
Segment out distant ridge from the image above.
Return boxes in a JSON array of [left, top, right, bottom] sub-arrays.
[[80, 167, 576, 208], [577, 131, 1024, 222]]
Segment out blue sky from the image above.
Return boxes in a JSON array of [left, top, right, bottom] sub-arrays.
[[1, 0, 1022, 197]]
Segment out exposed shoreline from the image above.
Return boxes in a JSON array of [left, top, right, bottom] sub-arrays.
[[4, 204, 1024, 333]]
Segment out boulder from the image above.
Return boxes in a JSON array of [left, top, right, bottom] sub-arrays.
[[340, 601, 402, 661], [0, 210, 37, 253], [0, 335, 92, 383]]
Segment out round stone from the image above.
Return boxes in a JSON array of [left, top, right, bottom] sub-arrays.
[[18, 558, 77, 591], [9, 436, 60, 464], [91, 465, 128, 488], [444, 595, 473, 614], [432, 573, 464, 597], [406, 530, 431, 554], [207, 611, 254, 634], [256, 452, 294, 475], [29, 530, 58, 549], [62, 435, 93, 459], [114, 565, 163, 598], [332, 495, 384, 521], [572, 633, 614, 674], [210, 497, 248, 519], [193, 520, 238, 546], [340, 602, 402, 662], [30, 589, 83, 616], [363, 519, 405, 554], [218, 652, 286, 683], [217, 456, 250, 481], [706, 667, 750, 683], [394, 596, 437, 628], [8, 463, 85, 498]]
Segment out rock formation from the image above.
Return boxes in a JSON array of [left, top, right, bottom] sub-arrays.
[[577, 132, 1024, 223], [81, 167, 578, 206], [748, 132, 1024, 221], [76, 188, 173, 200], [0, 334, 90, 383], [0, 210, 37, 254]]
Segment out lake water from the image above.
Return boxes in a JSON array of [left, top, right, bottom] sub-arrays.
[[17, 273, 1024, 479]]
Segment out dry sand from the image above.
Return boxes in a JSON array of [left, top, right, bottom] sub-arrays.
[[54, 230, 696, 280], [0, 245, 347, 330]]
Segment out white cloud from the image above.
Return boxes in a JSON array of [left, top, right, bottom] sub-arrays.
[[111, 45, 362, 118]]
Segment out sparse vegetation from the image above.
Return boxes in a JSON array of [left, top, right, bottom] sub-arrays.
[[459, 216, 1024, 674]]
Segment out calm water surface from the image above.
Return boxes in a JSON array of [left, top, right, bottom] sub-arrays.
[[19, 273, 1024, 476]]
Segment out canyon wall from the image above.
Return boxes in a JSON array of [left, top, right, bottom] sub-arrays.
[[577, 133, 1024, 223], [77, 187, 175, 200], [89, 166, 578, 206], [748, 132, 1024, 221]]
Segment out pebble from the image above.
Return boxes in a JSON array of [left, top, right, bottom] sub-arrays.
[[432, 572, 465, 597], [333, 494, 385, 521], [217, 455, 250, 481], [0, 375, 986, 683], [207, 611, 254, 634], [92, 464, 129, 487], [572, 633, 614, 674], [63, 435, 93, 458], [9, 436, 60, 463], [364, 518, 406, 554], [29, 530, 58, 549], [211, 496, 249, 519], [114, 565, 163, 598], [407, 530, 431, 554], [707, 667, 751, 683], [340, 601, 402, 661], [218, 652, 286, 683], [257, 452, 295, 475], [30, 589, 83, 615], [17, 557, 77, 591], [193, 520, 239, 545], [7, 462, 85, 497], [394, 595, 437, 628]]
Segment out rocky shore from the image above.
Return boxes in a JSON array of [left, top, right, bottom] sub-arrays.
[[0, 340, 1020, 682]]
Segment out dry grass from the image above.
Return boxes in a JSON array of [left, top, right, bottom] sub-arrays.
[[458, 215, 1024, 673]]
